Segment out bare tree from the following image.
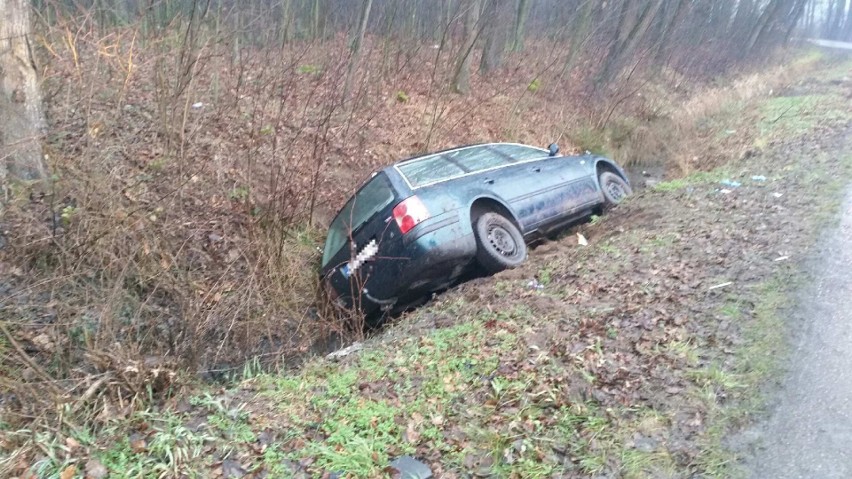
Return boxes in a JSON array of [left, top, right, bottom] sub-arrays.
[[599, 0, 664, 83], [829, 0, 849, 39], [343, 0, 374, 105], [654, 0, 689, 64], [1, 0, 46, 184], [511, 0, 530, 51], [452, 0, 481, 94], [846, 1, 852, 41], [479, 0, 504, 74]]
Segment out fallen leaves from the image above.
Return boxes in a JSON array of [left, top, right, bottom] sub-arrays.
[[129, 433, 147, 453], [5, 51, 849, 479], [221, 459, 247, 479], [85, 459, 108, 479], [59, 465, 76, 479]]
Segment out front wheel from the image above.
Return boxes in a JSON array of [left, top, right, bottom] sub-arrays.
[[474, 212, 527, 274], [599, 171, 632, 208]]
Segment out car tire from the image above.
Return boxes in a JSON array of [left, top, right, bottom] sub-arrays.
[[599, 171, 632, 208], [474, 212, 527, 274]]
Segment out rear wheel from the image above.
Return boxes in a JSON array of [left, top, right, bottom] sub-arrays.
[[599, 171, 632, 208], [474, 212, 527, 274]]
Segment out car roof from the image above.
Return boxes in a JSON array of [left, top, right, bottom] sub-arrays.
[[394, 142, 546, 166], [390, 142, 550, 190]]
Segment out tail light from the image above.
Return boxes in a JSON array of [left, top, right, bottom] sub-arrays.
[[392, 196, 430, 234]]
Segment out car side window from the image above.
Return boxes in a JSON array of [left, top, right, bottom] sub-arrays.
[[398, 156, 465, 187], [491, 144, 548, 163], [445, 147, 510, 172]]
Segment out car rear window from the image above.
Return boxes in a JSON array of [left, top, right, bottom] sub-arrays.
[[322, 173, 396, 267]]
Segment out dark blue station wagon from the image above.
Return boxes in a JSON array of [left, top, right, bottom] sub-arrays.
[[320, 143, 631, 319]]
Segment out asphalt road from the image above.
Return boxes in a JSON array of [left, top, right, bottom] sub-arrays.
[[745, 187, 852, 478]]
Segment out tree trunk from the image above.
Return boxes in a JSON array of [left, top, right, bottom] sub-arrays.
[[783, 0, 808, 44], [746, 0, 781, 52], [746, 0, 785, 53], [279, 0, 292, 45], [1, 0, 47, 183], [823, 0, 845, 39], [732, 0, 756, 41], [453, 0, 481, 94], [312, 0, 321, 39], [833, 0, 845, 38], [599, 0, 664, 83], [342, 0, 373, 106], [563, 0, 597, 70], [845, 0, 852, 41], [654, 0, 689, 63], [599, 0, 633, 80], [479, 0, 503, 74], [511, 0, 529, 52], [833, 0, 847, 39]]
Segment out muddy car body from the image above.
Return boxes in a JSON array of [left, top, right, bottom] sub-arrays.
[[320, 143, 631, 319]]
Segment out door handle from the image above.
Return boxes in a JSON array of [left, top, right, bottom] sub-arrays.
[[483, 178, 495, 185], [531, 166, 541, 173]]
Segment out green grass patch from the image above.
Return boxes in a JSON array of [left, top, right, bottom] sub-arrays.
[[296, 64, 321, 75], [757, 94, 842, 137], [690, 276, 792, 477], [653, 169, 729, 192], [94, 411, 216, 479], [244, 305, 677, 477], [818, 57, 852, 81], [255, 318, 511, 475]]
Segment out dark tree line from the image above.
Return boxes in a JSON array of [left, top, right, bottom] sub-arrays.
[[30, 0, 845, 73], [818, 0, 852, 40], [6, 0, 841, 182]]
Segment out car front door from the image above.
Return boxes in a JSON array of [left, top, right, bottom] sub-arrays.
[[498, 145, 602, 225], [529, 155, 599, 227], [483, 144, 589, 231]]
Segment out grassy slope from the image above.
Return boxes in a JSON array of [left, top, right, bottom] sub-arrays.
[[9, 58, 852, 479]]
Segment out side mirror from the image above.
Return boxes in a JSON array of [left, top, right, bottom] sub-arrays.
[[548, 143, 560, 156]]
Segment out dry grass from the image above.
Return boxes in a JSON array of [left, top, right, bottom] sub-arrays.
[[1, 26, 339, 433], [560, 48, 830, 178], [602, 50, 829, 175]]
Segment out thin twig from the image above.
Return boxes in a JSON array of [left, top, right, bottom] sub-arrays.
[[770, 104, 796, 124], [0, 321, 64, 397]]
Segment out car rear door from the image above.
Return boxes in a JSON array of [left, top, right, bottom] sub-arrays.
[[397, 145, 548, 233]]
